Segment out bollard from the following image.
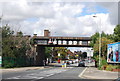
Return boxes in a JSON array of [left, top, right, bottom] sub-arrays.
[[64, 63, 66, 68], [62, 63, 64, 68]]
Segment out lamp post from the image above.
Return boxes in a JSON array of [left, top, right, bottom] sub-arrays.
[[93, 15, 101, 67]]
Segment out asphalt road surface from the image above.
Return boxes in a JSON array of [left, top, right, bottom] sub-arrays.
[[2, 63, 87, 81], [2, 63, 111, 81]]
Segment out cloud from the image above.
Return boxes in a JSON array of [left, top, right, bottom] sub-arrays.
[[0, 1, 117, 37], [2, 1, 55, 21], [95, 2, 118, 25]]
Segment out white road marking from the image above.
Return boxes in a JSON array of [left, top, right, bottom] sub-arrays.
[[6, 76, 21, 79], [6, 68, 69, 79], [46, 74, 54, 76], [27, 73, 36, 76], [30, 77, 44, 81], [78, 67, 88, 77]]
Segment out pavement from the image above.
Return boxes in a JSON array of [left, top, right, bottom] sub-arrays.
[[0, 66, 50, 73], [80, 67, 119, 79], [0, 62, 64, 74]]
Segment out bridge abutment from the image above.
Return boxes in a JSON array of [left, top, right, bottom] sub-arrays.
[[36, 46, 45, 66]]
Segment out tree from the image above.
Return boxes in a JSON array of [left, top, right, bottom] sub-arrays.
[[113, 24, 120, 42], [93, 37, 114, 59], [90, 32, 99, 47], [2, 25, 32, 68], [2, 25, 14, 57], [45, 47, 52, 58], [54, 47, 68, 60], [106, 34, 114, 41], [90, 31, 113, 47]]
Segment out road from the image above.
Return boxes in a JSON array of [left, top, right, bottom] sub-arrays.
[[2, 63, 87, 81]]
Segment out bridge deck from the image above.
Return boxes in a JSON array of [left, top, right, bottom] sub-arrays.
[[32, 36, 91, 47], [37, 44, 91, 47]]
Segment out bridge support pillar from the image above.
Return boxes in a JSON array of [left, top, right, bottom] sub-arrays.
[[36, 46, 45, 66]]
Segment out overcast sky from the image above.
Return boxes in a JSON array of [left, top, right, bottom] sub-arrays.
[[0, 0, 119, 52]]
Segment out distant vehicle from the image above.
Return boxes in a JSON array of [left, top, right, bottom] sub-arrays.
[[88, 60, 92, 63], [69, 60, 74, 64], [78, 61, 85, 67], [66, 61, 70, 65], [73, 60, 76, 63], [92, 59, 95, 62], [75, 59, 78, 63], [64, 60, 70, 65], [52, 61, 57, 63]]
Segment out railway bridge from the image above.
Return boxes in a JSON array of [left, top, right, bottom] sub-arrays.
[[31, 30, 91, 66]]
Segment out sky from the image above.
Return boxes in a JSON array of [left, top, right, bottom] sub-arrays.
[[0, 0, 119, 52]]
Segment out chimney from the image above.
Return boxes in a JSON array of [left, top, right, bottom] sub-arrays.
[[33, 34, 37, 37], [44, 30, 50, 37]]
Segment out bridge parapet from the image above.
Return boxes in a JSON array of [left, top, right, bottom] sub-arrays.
[[31, 30, 91, 47], [32, 36, 91, 47]]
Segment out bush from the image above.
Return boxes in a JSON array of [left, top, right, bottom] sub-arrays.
[[106, 64, 113, 71], [101, 58, 107, 65], [97, 57, 108, 70], [3, 61, 14, 68], [112, 65, 120, 69], [98, 65, 103, 70], [2, 57, 15, 68], [2, 57, 32, 68]]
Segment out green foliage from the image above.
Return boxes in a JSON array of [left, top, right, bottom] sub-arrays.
[[45, 47, 52, 58], [30, 38, 34, 45], [90, 32, 99, 47], [2, 57, 31, 68], [106, 64, 113, 71], [2, 25, 14, 38], [17, 31, 23, 37], [112, 65, 120, 69], [106, 34, 114, 41], [114, 24, 120, 42], [90, 31, 111, 47], [1, 25, 32, 68], [54, 47, 68, 60], [93, 37, 113, 59], [91, 25, 120, 70], [3, 61, 14, 68], [101, 58, 107, 65]]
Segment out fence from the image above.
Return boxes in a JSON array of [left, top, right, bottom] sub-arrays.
[[2, 57, 34, 68]]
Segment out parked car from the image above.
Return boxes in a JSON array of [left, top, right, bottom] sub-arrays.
[[78, 61, 85, 67]]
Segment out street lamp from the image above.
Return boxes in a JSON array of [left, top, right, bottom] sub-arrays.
[[93, 15, 101, 67]]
